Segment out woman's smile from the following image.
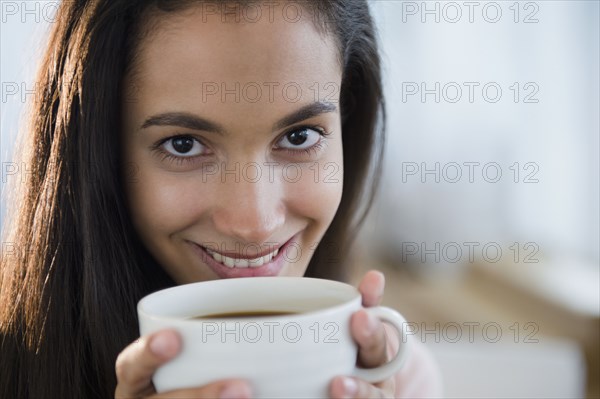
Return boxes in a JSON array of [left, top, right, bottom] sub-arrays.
[[186, 232, 300, 278]]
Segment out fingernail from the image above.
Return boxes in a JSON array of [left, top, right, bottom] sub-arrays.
[[149, 331, 178, 358], [341, 377, 358, 398], [375, 272, 385, 297], [363, 312, 378, 337], [220, 382, 252, 399]]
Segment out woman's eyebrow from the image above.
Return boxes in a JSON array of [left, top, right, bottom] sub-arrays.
[[140, 113, 224, 134], [139, 101, 337, 133], [273, 101, 337, 130]]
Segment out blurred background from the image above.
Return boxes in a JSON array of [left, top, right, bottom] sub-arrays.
[[351, 1, 599, 398], [1, 1, 599, 398]]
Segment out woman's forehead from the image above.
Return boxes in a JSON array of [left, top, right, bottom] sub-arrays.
[[123, 4, 343, 133], [128, 4, 342, 90]]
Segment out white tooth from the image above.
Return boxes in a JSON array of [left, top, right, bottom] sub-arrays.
[[234, 258, 249, 268], [210, 248, 281, 268], [223, 256, 235, 268], [249, 257, 265, 267], [259, 254, 270, 265]]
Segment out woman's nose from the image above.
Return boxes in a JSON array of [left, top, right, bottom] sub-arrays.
[[211, 171, 285, 245]]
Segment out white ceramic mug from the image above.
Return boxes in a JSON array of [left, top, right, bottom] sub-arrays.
[[138, 277, 410, 398]]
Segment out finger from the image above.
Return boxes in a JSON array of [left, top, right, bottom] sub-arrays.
[[329, 376, 386, 399], [115, 329, 181, 398], [358, 270, 385, 307], [351, 309, 388, 368], [148, 379, 252, 399]]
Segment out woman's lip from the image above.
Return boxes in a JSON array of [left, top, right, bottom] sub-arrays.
[[187, 234, 298, 278]]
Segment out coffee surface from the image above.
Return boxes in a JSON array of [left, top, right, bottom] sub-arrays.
[[190, 310, 298, 319]]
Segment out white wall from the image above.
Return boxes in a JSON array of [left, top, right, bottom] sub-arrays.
[[1, 1, 56, 229], [365, 0, 599, 269]]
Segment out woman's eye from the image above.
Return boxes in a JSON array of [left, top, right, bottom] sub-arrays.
[[162, 136, 205, 157], [277, 127, 322, 150]]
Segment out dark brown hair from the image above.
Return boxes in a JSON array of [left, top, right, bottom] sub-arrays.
[[0, 1, 384, 397]]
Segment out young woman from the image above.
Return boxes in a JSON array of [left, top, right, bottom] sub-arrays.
[[0, 1, 442, 398]]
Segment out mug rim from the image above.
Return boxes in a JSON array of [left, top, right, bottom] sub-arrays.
[[138, 276, 362, 323]]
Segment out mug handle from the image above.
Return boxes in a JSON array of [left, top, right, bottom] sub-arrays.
[[350, 306, 410, 383]]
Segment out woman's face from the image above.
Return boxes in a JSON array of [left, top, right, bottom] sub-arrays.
[[121, 4, 343, 284]]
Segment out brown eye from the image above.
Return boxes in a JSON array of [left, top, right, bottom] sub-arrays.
[[277, 127, 321, 150], [163, 136, 204, 157], [287, 130, 308, 145]]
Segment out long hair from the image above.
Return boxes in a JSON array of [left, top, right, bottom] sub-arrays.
[[0, 1, 385, 397]]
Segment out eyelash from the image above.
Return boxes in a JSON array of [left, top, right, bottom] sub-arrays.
[[150, 139, 200, 166], [150, 125, 331, 166]]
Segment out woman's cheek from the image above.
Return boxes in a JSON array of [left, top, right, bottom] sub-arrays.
[[283, 160, 344, 226], [126, 169, 210, 241]]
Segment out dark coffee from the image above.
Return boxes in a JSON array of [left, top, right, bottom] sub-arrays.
[[190, 310, 298, 319]]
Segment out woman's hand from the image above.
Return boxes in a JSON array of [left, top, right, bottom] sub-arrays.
[[329, 270, 396, 398], [114, 329, 252, 399]]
